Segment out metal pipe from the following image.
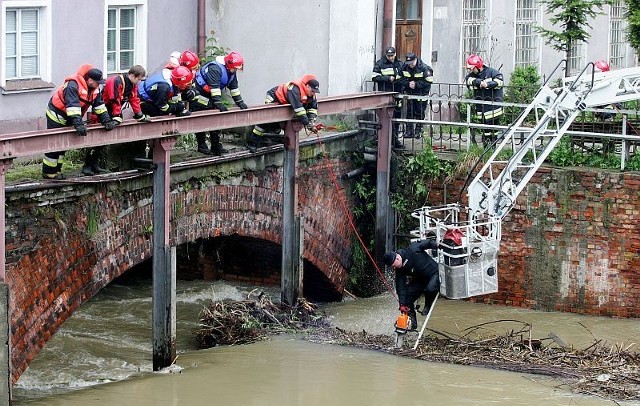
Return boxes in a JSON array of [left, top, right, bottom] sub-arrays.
[[382, 0, 394, 50], [197, 0, 206, 56]]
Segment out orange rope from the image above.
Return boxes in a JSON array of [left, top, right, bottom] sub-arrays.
[[305, 127, 398, 300]]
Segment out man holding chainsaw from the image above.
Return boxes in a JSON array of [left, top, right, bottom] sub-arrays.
[[384, 239, 440, 330]]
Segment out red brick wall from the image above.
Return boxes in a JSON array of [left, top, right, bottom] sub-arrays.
[[427, 166, 640, 318], [4, 153, 357, 384]]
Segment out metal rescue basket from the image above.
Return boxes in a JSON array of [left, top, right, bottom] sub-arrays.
[[411, 203, 501, 299]]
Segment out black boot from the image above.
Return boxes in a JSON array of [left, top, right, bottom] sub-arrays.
[[91, 162, 109, 174], [82, 150, 96, 176], [195, 132, 211, 155], [81, 164, 95, 176], [408, 309, 418, 331], [210, 131, 228, 156], [421, 291, 438, 315], [246, 132, 263, 153]]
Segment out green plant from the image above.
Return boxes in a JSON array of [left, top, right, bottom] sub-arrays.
[[504, 66, 541, 123], [535, 0, 614, 77], [199, 30, 229, 64], [87, 204, 98, 236]]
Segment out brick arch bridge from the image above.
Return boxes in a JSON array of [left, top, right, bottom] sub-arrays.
[[4, 132, 366, 383]]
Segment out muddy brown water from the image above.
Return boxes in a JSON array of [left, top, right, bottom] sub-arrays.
[[12, 280, 639, 405]]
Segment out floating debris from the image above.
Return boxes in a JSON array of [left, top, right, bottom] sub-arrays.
[[196, 297, 639, 403]]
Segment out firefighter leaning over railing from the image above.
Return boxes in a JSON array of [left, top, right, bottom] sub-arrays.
[[464, 54, 504, 145]]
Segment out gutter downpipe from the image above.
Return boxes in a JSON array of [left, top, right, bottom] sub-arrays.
[[197, 0, 206, 55], [382, 0, 394, 50]]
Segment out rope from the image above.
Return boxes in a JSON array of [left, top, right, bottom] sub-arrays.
[[304, 127, 398, 300]]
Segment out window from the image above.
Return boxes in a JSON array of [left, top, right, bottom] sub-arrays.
[[461, 0, 487, 78], [2, 0, 52, 91], [396, 0, 421, 21], [568, 41, 586, 75], [515, 0, 540, 68], [105, 1, 147, 74], [609, 0, 626, 69]]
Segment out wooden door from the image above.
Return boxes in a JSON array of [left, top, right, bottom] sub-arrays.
[[395, 0, 422, 59]]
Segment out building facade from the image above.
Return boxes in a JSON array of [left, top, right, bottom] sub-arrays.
[[0, 0, 636, 134]]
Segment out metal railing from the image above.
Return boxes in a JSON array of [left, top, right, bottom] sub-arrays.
[[366, 81, 640, 170]]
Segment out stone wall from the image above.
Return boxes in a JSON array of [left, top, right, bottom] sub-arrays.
[[427, 166, 640, 317]]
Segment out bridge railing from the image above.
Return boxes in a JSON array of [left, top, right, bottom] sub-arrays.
[[372, 82, 640, 171]]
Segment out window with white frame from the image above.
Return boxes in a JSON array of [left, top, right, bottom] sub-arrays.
[[609, 0, 626, 69], [568, 41, 586, 75], [105, 1, 147, 74], [515, 0, 540, 68], [462, 0, 487, 78], [2, 0, 52, 89]]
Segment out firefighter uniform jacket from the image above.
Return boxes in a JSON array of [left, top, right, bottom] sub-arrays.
[[265, 81, 318, 126], [465, 65, 504, 119], [102, 74, 143, 123], [138, 71, 183, 115], [399, 59, 434, 96], [372, 57, 403, 92], [47, 71, 110, 128], [193, 57, 244, 108], [394, 239, 439, 307]]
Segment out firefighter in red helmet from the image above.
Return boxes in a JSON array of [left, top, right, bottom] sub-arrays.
[[189, 51, 248, 156], [138, 66, 196, 117], [464, 54, 504, 144]]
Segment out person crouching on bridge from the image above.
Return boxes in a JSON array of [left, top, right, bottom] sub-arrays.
[[82, 65, 149, 176], [189, 51, 248, 156], [138, 66, 197, 118], [43, 64, 117, 180], [384, 238, 440, 330], [246, 74, 320, 153]]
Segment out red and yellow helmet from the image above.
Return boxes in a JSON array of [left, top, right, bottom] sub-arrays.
[[466, 54, 484, 70], [179, 50, 200, 70], [170, 66, 194, 90], [224, 51, 244, 70], [594, 59, 611, 72]]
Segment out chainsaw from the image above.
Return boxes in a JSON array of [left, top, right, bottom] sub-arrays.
[[393, 309, 412, 348]]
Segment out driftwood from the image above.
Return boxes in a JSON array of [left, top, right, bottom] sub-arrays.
[[195, 289, 328, 347], [197, 297, 639, 403]]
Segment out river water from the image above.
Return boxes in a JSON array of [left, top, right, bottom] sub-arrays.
[[11, 278, 640, 405]]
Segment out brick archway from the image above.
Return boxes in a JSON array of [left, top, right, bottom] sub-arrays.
[[6, 153, 357, 383]]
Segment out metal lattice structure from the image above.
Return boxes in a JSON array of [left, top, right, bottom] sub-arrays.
[[412, 61, 640, 299]]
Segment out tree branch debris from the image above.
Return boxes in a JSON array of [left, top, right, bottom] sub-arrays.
[[196, 296, 639, 403]]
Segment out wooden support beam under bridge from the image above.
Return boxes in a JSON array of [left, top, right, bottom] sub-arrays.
[[0, 92, 395, 402]]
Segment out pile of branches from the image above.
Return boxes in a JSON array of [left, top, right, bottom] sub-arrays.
[[196, 289, 329, 348], [313, 320, 639, 403], [196, 297, 638, 403]]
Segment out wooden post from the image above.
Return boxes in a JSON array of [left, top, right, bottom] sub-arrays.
[[376, 107, 393, 265], [0, 159, 12, 405], [281, 120, 302, 306], [152, 138, 177, 371], [296, 215, 304, 296]]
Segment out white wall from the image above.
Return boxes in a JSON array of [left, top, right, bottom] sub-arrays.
[[206, 0, 377, 105]]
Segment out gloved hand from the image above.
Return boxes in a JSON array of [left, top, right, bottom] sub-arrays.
[[306, 123, 318, 134], [134, 113, 152, 123], [236, 101, 248, 110], [214, 102, 228, 112], [399, 305, 410, 314], [183, 88, 197, 102], [175, 109, 191, 117], [74, 123, 88, 136], [103, 120, 118, 131]]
